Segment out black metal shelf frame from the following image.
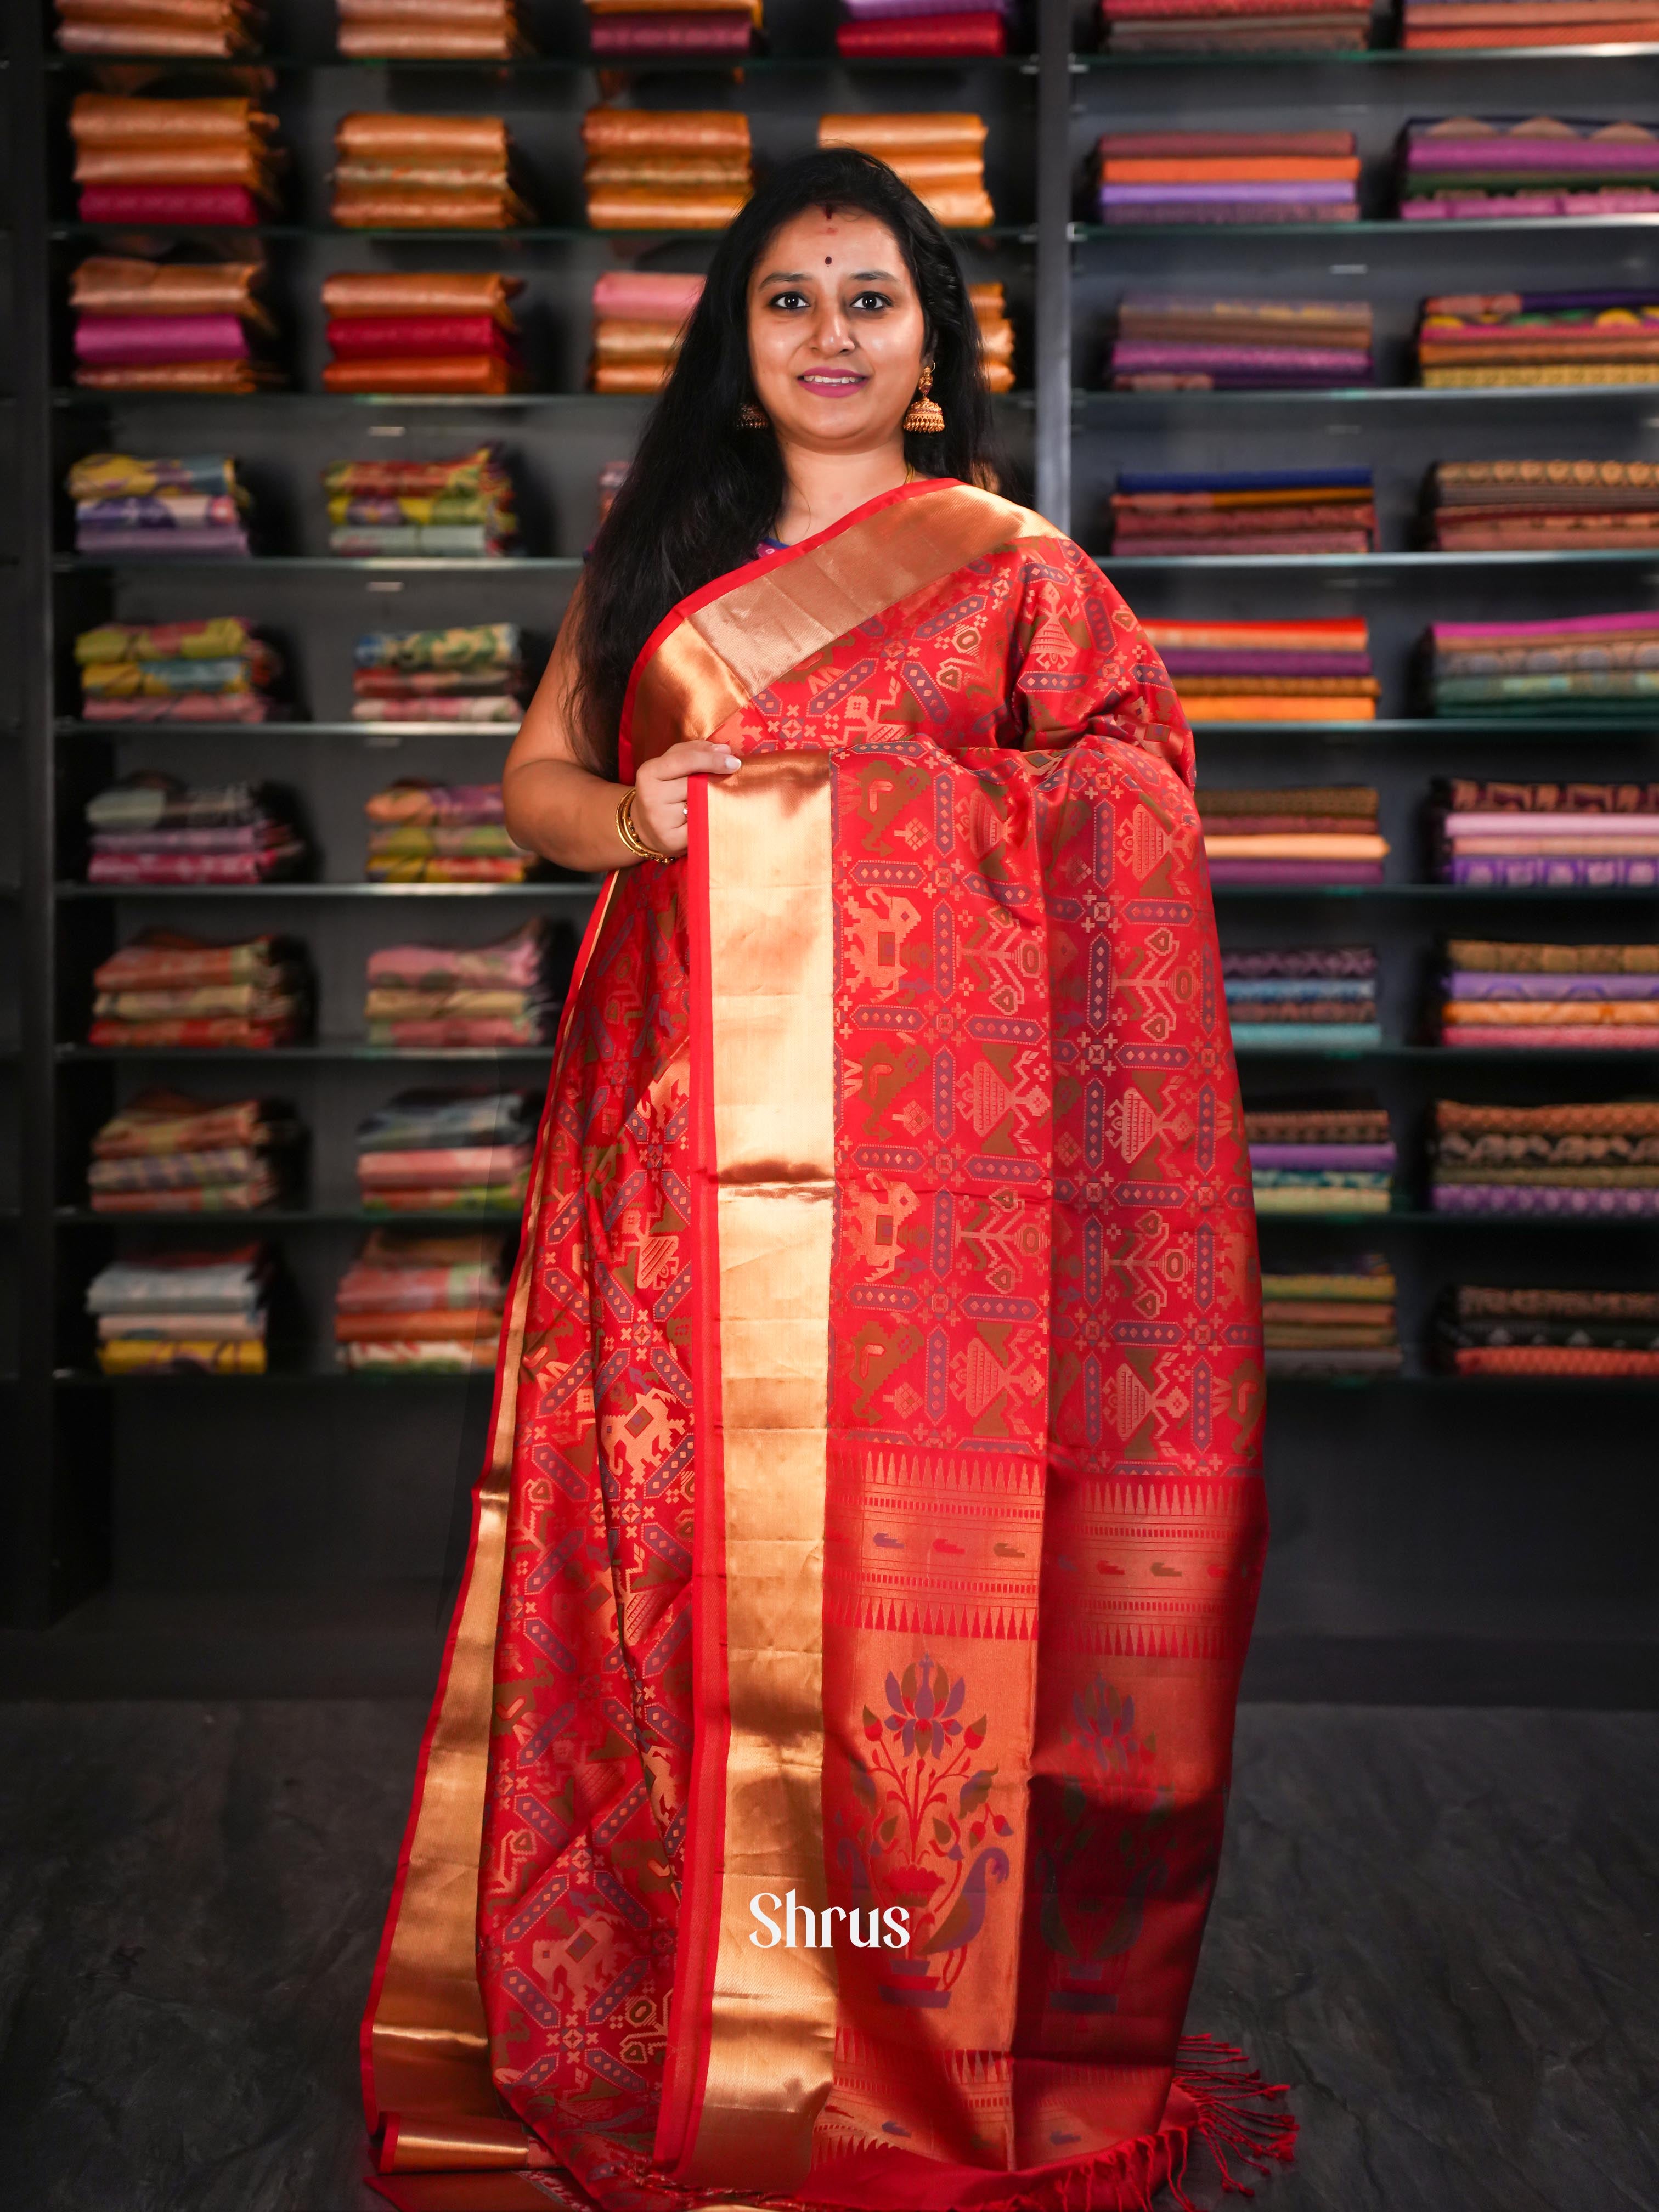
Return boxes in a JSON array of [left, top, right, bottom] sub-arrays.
[[7, 0, 1659, 1701]]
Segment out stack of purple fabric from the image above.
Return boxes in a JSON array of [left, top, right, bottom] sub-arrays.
[[1107, 294, 1374, 391]]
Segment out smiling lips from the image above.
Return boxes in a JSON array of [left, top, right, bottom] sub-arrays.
[[798, 368, 868, 395]]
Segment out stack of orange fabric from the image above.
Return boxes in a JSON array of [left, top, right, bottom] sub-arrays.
[[589, 270, 703, 392], [55, 0, 264, 55], [1142, 617, 1379, 721], [583, 109, 752, 229], [818, 114, 995, 228], [970, 281, 1015, 391], [586, 0, 760, 57], [323, 272, 524, 396], [336, 0, 529, 56], [332, 114, 533, 230], [1096, 129, 1360, 225], [71, 93, 285, 227]]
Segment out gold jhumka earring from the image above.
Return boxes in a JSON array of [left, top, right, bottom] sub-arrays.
[[737, 399, 768, 428], [901, 362, 945, 435]]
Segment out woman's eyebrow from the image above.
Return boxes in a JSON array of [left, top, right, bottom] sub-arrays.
[[756, 269, 810, 285], [848, 268, 899, 281]]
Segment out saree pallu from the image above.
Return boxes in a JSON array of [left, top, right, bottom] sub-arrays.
[[363, 481, 1285, 2212]]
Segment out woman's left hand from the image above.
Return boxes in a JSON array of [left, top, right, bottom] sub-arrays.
[[630, 741, 743, 858]]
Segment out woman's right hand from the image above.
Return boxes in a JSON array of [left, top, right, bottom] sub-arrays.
[[631, 741, 743, 859]]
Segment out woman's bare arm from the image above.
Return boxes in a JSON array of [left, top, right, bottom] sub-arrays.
[[502, 595, 739, 870]]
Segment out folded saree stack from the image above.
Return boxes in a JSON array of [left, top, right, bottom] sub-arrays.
[[1107, 293, 1375, 390], [817, 114, 995, 227], [1432, 781, 1659, 889], [1263, 1255, 1401, 1376], [1402, 0, 1659, 41], [838, 0, 1009, 57], [70, 92, 284, 226], [1110, 467, 1376, 555], [336, 0, 529, 57], [322, 272, 524, 396], [365, 781, 534, 882], [84, 774, 307, 885], [1416, 289, 1659, 388], [1096, 129, 1361, 225], [87, 1089, 300, 1214], [55, 0, 265, 55], [335, 1229, 506, 1372], [71, 255, 281, 393], [88, 1243, 273, 1374], [352, 622, 525, 722], [970, 281, 1016, 390], [1426, 458, 1659, 548], [355, 1091, 536, 1211], [75, 617, 285, 725], [1436, 1284, 1659, 1378], [1426, 609, 1659, 713], [583, 109, 752, 229], [364, 918, 560, 1046], [1400, 116, 1659, 219], [587, 0, 759, 56], [324, 448, 516, 557], [91, 931, 311, 1048], [332, 114, 532, 229], [589, 270, 702, 394], [1247, 1093, 1396, 1212], [1438, 937, 1659, 1045], [1100, 0, 1376, 52], [1224, 944, 1381, 1047], [1432, 1095, 1659, 1216], [1201, 785, 1387, 883], [69, 452, 252, 558], [1143, 617, 1377, 720]]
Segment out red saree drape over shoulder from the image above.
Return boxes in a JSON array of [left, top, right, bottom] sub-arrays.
[[362, 481, 1290, 2212]]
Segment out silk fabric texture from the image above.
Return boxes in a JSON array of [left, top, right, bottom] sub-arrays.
[[362, 482, 1278, 2212]]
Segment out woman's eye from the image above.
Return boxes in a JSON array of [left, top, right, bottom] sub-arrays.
[[768, 290, 809, 311], [852, 291, 891, 312]]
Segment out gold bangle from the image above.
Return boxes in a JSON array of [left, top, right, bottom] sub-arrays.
[[616, 786, 674, 864]]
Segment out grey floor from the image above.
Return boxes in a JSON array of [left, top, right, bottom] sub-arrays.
[[0, 1702, 1653, 2212]]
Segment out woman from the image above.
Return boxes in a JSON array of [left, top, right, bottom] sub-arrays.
[[362, 150, 1289, 2212]]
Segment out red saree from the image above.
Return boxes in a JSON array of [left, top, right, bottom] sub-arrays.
[[362, 480, 1289, 2212]]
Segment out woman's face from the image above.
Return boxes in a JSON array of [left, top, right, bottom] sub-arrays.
[[746, 206, 928, 453]]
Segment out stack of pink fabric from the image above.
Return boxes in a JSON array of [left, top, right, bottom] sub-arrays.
[[589, 270, 703, 393], [363, 919, 561, 1047], [586, 0, 759, 54]]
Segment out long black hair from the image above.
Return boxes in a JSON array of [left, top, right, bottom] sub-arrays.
[[566, 147, 1001, 773]]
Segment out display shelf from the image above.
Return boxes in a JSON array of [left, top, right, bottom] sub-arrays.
[[1188, 719, 1659, 741], [43, 51, 1040, 75], [1213, 884, 1659, 902], [56, 556, 585, 576], [1076, 40, 1659, 63], [1075, 215, 1659, 239], [53, 222, 1034, 245], [56, 1207, 523, 1228], [1098, 550, 1659, 575], [10, 0, 1657, 1711], [1235, 1044, 1659, 1062], [54, 880, 603, 901], [57, 1042, 556, 1064], [50, 390, 1039, 414], [1077, 385, 1659, 411]]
